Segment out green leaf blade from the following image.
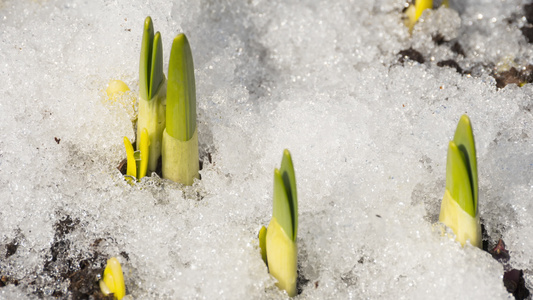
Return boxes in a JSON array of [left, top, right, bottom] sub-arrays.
[[279, 149, 297, 241], [272, 168, 293, 240], [166, 33, 196, 141], [452, 114, 478, 215], [446, 141, 475, 217], [139, 16, 154, 101], [149, 31, 164, 99]]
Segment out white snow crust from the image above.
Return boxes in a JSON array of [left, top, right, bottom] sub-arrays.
[[1, 0, 532, 299]]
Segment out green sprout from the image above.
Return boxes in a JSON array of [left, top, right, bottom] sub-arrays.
[[161, 33, 199, 185], [137, 16, 166, 173], [439, 115, 481, 248], [99, 257, 126, 300], [259, 149, 298, 297], [123, 128, 149, 183]]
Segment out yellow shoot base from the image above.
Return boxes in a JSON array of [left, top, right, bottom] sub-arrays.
[[137, 87, 166, 173], [161, 128, 199, 186], [266, 217, 297, 297], [99, 257, 126, 300], [439, 190, 482, 248]]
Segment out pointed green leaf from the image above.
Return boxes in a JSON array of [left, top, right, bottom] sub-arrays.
[[279, 149, 297, 241], [166, 33, 196, 141], [453, 114, 478, 215], [149, 32, 164, 99], [272, 168, 294, 240], [139, 16, 154, 101], [446, 141, 475, 217]]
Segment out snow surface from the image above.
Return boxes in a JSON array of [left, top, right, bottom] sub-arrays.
[[1, 0, 532, 299]]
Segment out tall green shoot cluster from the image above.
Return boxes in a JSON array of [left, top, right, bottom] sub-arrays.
[[123, 17, 199, 186], [439, 115, 481, 248], [138, 16, 166, 173]]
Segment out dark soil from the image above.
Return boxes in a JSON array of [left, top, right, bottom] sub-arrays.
[[524, 3, 533, 24], [398, 48, 425, 64], [521, 27, 533, 43], [409, 3, 533, 90], [522, 3, 533, 43], [492, 66, 533, 89], [437, 59, 464, 74], [494, 67, 521, 88], [39, 215, 112, 299], [296, 263, 309, 295], [488, 240, 530, 300], [503, 269, 530, 300], [426, 27, 533, 89], [0, 214, 124, 299], [482, 223, 530, 300], [432, 33, 448, 45], [0, 275, 19, 288], [450, 42, 466, 57], [5, 239, 19, 258]]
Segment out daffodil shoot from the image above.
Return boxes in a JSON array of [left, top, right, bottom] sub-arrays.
[[258, 226, 268, 264], [259, 149, 298, 297], [162, 33, 199, 185], [123, 128, 149, 183], [106, 80, 130, 99], [439, 115, 481, 248], [404, 0, 433, 31], [99, 257, 126, 300], [138, 16, 166, 173]]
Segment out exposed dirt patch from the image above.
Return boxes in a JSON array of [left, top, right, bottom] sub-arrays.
[[482, 225, 530, 300], [0, 214, 122, 299], [437, 59, 464, 74], [398, 48, 425, 64], [492, 66, 533, 89]]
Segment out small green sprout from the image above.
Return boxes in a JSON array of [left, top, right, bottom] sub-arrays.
[[259, 149, 298, 297], [161, 33, 199, 185], [99, 257, 126, 300], [439, 115, 481, 248], [137, 16, 166, 173], [123, 128, 149, 183]]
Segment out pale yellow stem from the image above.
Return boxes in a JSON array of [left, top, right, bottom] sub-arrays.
[[439, 189, 482, 248], [161, 128, 199, 185], [266, 217, 297, 297], [123, 137, 136, 181], [137, 82, 166, 173]]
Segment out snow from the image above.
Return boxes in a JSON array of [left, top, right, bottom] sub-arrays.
[[1, 0, 532, 299]]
